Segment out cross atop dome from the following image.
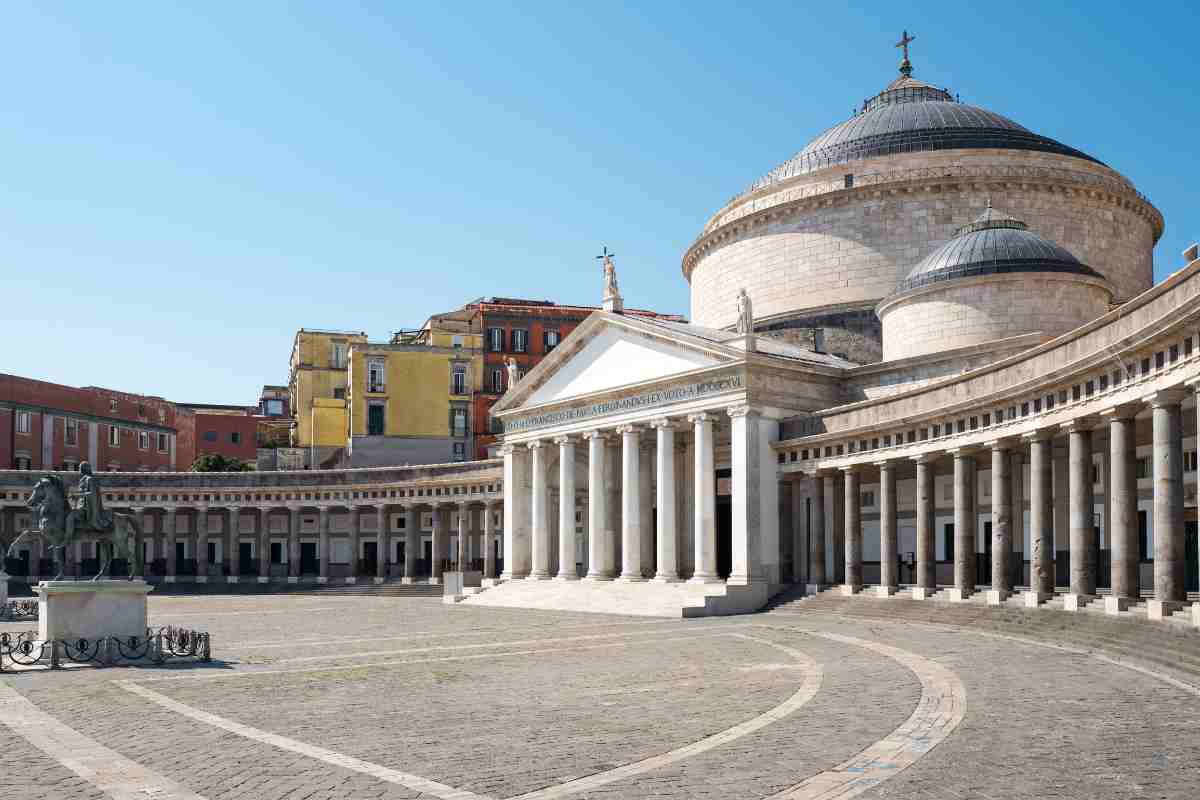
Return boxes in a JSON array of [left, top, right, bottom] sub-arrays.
[[896, 30, 916, 77]]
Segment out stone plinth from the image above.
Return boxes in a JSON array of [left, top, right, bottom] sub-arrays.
[[911, 586, 934, 600], [985, 589, 1010, 606], [35, 581, 152, 642], [1024, 591, 1052, 607], [1147, 600, 1186, 621], [874, 585, 899, 598], [0, 571, 8, 608], [947, 588, 972, 603], [1063, 594, 1091, 612], [1104, 596, 1132, 615]]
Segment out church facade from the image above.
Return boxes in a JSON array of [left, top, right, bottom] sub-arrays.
[[468, 50, 1200, 621]]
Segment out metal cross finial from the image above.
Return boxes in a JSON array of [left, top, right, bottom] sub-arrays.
[[896, 30, 916, 61], [596, 246, 616, 263]]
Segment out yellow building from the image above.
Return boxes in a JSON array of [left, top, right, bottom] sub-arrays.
[[288, 328, 367, 467]]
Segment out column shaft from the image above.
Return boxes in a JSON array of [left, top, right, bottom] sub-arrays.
[[879, 462, 898, 590], [914, 459, 934, 590], [585, 432, 612, 579], [165, 509, 178, 579], [377, 506, 388, 579], [1068, 426, 1096, 596], [618, 426, 644, 581], [458, 504, 470, 570], [843, 468, 862, 591], [318, 507, 330, 580], [654, 422, 679, 581], [404, 508, 419, 580], [557, 437, 578, 579], [501, 444, 531, 579], [257, 509, 268, 580], [196, 508, 209, 580], [1109, 414, 1139, 599], [288, 508, 300, 579], [529, 442, 550, 578], [953, 453, 975, 597], [809, 475, 826, 586], [1029, 435, 1054, 596], [690, 414, 719, 582], [483, 503, 496, 579], [432, 505, 446, 581], [991, 444, 1013, 594], [1152, 396, 1185, 601]]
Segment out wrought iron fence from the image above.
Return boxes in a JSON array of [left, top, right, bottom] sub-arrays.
[[0, 626, 210, 672], [0, 599, 38, 621]]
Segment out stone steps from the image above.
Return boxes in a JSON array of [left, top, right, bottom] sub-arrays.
[[457, 577, 770, 618]]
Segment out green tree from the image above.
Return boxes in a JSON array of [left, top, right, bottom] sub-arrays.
[[190, 454, 252, 472]]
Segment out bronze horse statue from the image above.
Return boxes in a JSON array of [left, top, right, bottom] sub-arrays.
[[5, 475, 141, 580]]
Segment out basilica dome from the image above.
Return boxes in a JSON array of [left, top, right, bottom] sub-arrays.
[[877, 204, 1114, 361]]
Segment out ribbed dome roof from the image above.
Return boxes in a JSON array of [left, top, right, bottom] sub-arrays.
[[743, 72, 1102, 195], [894, 203, 1104, 293]]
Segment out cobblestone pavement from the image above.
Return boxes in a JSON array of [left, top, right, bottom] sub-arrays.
[[2, 594, 1199, 799]]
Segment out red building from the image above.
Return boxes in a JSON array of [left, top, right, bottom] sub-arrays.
[[467, 298, 685, 459], [0, 374, 177, 472], [175, 404, 259, 468]]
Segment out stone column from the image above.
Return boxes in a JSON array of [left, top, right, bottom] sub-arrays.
[[617, 425, 645, 581], [1011, 449, 1025, 590], [808, 472, 827, 590], [1024, 431, 1054, 604], [431, 504, 447, 582], [131, 507, 146, 579], [841, 466, 862, 594], [376, 505, 389, 581], [195, 506, 209, 583], [483, 502, 496, 579], [225, 506, 238, 583], [689, 412, 720, 583], [584, 431, 612, 580], [288, 507, 300, 581], [950, 450, 975, 601], [404, 507, 420, 582], [677, 436, 695, 578], [1104, 405, 1140, 612], [501, 443, 532, 580], [639, 441, 655, 578], [830, 470, 845, 584], [456, 502, 471, 571], [728, 406, 772, 586], [318, 507, 331, 583], [790, 477, 805, 587], [652, 419, 679, 582], [912, 456, 935, 599], [527, 440, 550, 579], [165, 508, 178, 582], [877, 460, 898, 597], [987, 440, 1013, 604], [1063, 419, 1096, 609], [1053, 442, 1069, 580], [1148, 389, 1187, 618], [257, 508, 269, 583], [347, 507, 362, 583], [556, 436, 578, 580]]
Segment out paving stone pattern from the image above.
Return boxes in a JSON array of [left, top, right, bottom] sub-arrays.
[[2, 593, 1200, 799]]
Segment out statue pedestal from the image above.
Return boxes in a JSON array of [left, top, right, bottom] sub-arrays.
[[34, 581, 152, 643]]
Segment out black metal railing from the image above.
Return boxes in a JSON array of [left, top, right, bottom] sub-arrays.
[[0, 626, 210, 672]]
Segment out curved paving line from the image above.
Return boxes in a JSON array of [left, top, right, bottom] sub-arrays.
[[764, 631, 967, 800], [511, 632, 824, 800], [0, 679, 210, 800]]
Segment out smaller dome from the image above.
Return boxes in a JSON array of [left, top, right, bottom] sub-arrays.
[[896, 204, 1103, 293]]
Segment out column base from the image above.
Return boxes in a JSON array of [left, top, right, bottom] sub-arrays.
[[287, 576, 299, 584], [688, 574, 723, 585], [1062, 593, 1093, 612], [164, 576, 176, 584], [374, 576, 386, 584], [257, 576, 269, 584], [840, 584, 863, 596], [805, 584, 825, 596], [317, 576, 328, 584], [1104, 596, 1133, 615], [554, 573, 580, 581], [652, 574, 682, 583], [1191, 602, 1200, 628], [584, 573, 615, 582], [1148, 599, 1186, 621], [429, 577, 442, 585], [401, 577, 415, 585], [1023, 590, 1052, 607], [985, 589, 1011, 606], [194, 576, 208, 584], [911, 586, 934, 600], [873, 585, 899, 598], [527, 571, 553, 581], [227, 576, 239, 584], [617, 574, 648, 583], [345, 577, 357, 584], [947, 588, 972, 602]]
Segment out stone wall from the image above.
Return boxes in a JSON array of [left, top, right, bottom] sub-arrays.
[[756, 303, 882, 365], [879, 275, 1113, 361], [686, 149, 1159, 331]]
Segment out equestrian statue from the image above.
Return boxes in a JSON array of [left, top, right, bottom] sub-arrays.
[[5, 463, 141, 580]]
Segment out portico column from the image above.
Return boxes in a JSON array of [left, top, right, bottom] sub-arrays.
[[728, 405, 772, 586], [877, 460, 898, 597], [555, 436, 578, 580], [1104, 405, 1140, 612], [131, 507, 146, 579], [1010, 449, 1025, 590], [501, 443, 531, 580], [432, 504, 447, 582], [287, 507, 300, 582], [688, 413, 720, 583], [584, 431, 612, 580], [318, 507, 330, 583], [377, 505, 389, 581], [483, 502, 496, 579], [652, 419, 679, 582], [1148, 389, 1187, 618], [225, 506, 238, 583], [348, 507, 362, 583], [829, 470, 845, 584], [912, 456, 935, 599], [195, 506, 209, 583], [950, 449, 975, 601], [617, 425, 645, 581], [403, 506, 419, 582], [987, 440, 1014, 604], [841, 465, 862, 595], [1024, 431, 1055, 604], [165, 508, 177, 582], [790, 477, 805, 586], [528, 440, 550, 579], [808, 472, 827, 590], [257, 509, 269, 583], [1063, 419, 1096, 610]]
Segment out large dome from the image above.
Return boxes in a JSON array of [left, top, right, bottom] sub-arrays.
[[743, 76, 1103, 196], [895, 204, 1103, 293]]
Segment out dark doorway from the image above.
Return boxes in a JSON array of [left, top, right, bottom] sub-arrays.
[[716, 501, 732, 580], [1187, 521, 1198, 593], [363, 541, 378, 576], [300, 541, 318, 575], [979, 522, 992, 586], [271, 541, 283, 563], [423, 540, 433, 576], [239, 542, 254, 575]]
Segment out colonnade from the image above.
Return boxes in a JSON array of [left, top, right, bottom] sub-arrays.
[[801, 386, 1196, 616]]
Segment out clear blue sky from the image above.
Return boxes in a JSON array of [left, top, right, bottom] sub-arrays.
[[2, 2, 1197, 404]]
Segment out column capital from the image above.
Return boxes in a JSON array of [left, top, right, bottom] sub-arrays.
[[1099, 402, 1142, 420], [725, 404, 756, 420], [946, 446, 980, 459], [615, 424, 641, 435], [553, 434, 575, 446], [686, 412, 712, 424], [499, 443, 516, 456], [909, 452, 938, 464], [649, 417, 681, 431], [839, 463, 859, 474], [1059, 415, 1099, 434], [985, 436, 1018, 451], [874, 458, 898, 470], [1142, 387, 1189, 408], [1020, 428, 1055, 442], [526, 440, 545, 451], [582, 429, 608, 441]]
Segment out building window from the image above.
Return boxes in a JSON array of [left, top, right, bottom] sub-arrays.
[[138, 431, 149, 450], [203, 430, 218, 442], [453, 442, 466, 461], [231, 432, 242, 445], [109, 398, 118, 413], [137, 403, 146, 418], [368, 359, 386, 392], [368, 403, 385, 435], [813, 329, 825, 353], [157, 433, 169, 453], [452, 408, 467, 437], [264, 399, 283, 416], [333, 387, 346, 400], [512, 329, 529, 353], [1186, 451, 1198, 472], [158, 408, 166, 423], [15, 411, 31, 435], [109, 425, 121, 446], [14, 456, 30, 470], [544, 329, 561, 351], [331, 342, 348, 368], [1136, 457, 1150, 479], [452, 334, 464, 349], [488, 328, 504, 352], [860, 491, 875, 508], [452, 368, 466, 395], [491, 368, 504, 394], [65, 418, 78, 446], [843, 173, 854, 188]]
